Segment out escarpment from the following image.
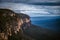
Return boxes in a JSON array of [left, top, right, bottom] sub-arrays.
[[0, 9, 35, 40]]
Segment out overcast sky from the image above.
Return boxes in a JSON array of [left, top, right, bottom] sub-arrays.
[[0, 0, 60, 3], [0, 0, 60, 17], [0, 3, 60, 17]]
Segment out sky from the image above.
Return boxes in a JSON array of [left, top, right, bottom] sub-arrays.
[[0, 0, 60, 6], [0, 0, 60, 17], [0, 3, 60, 17], [0, 0, 60, 3]]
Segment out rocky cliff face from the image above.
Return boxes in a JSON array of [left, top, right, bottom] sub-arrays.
[[16, 13, 31, 30], [0, 8, 34, 40]]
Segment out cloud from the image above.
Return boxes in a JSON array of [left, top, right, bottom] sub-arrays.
[[0, 3, 60, 17], [0, 0, 60, 3]]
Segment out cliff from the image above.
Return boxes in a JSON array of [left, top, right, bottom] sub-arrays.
[[0, 9, 59, 40]]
